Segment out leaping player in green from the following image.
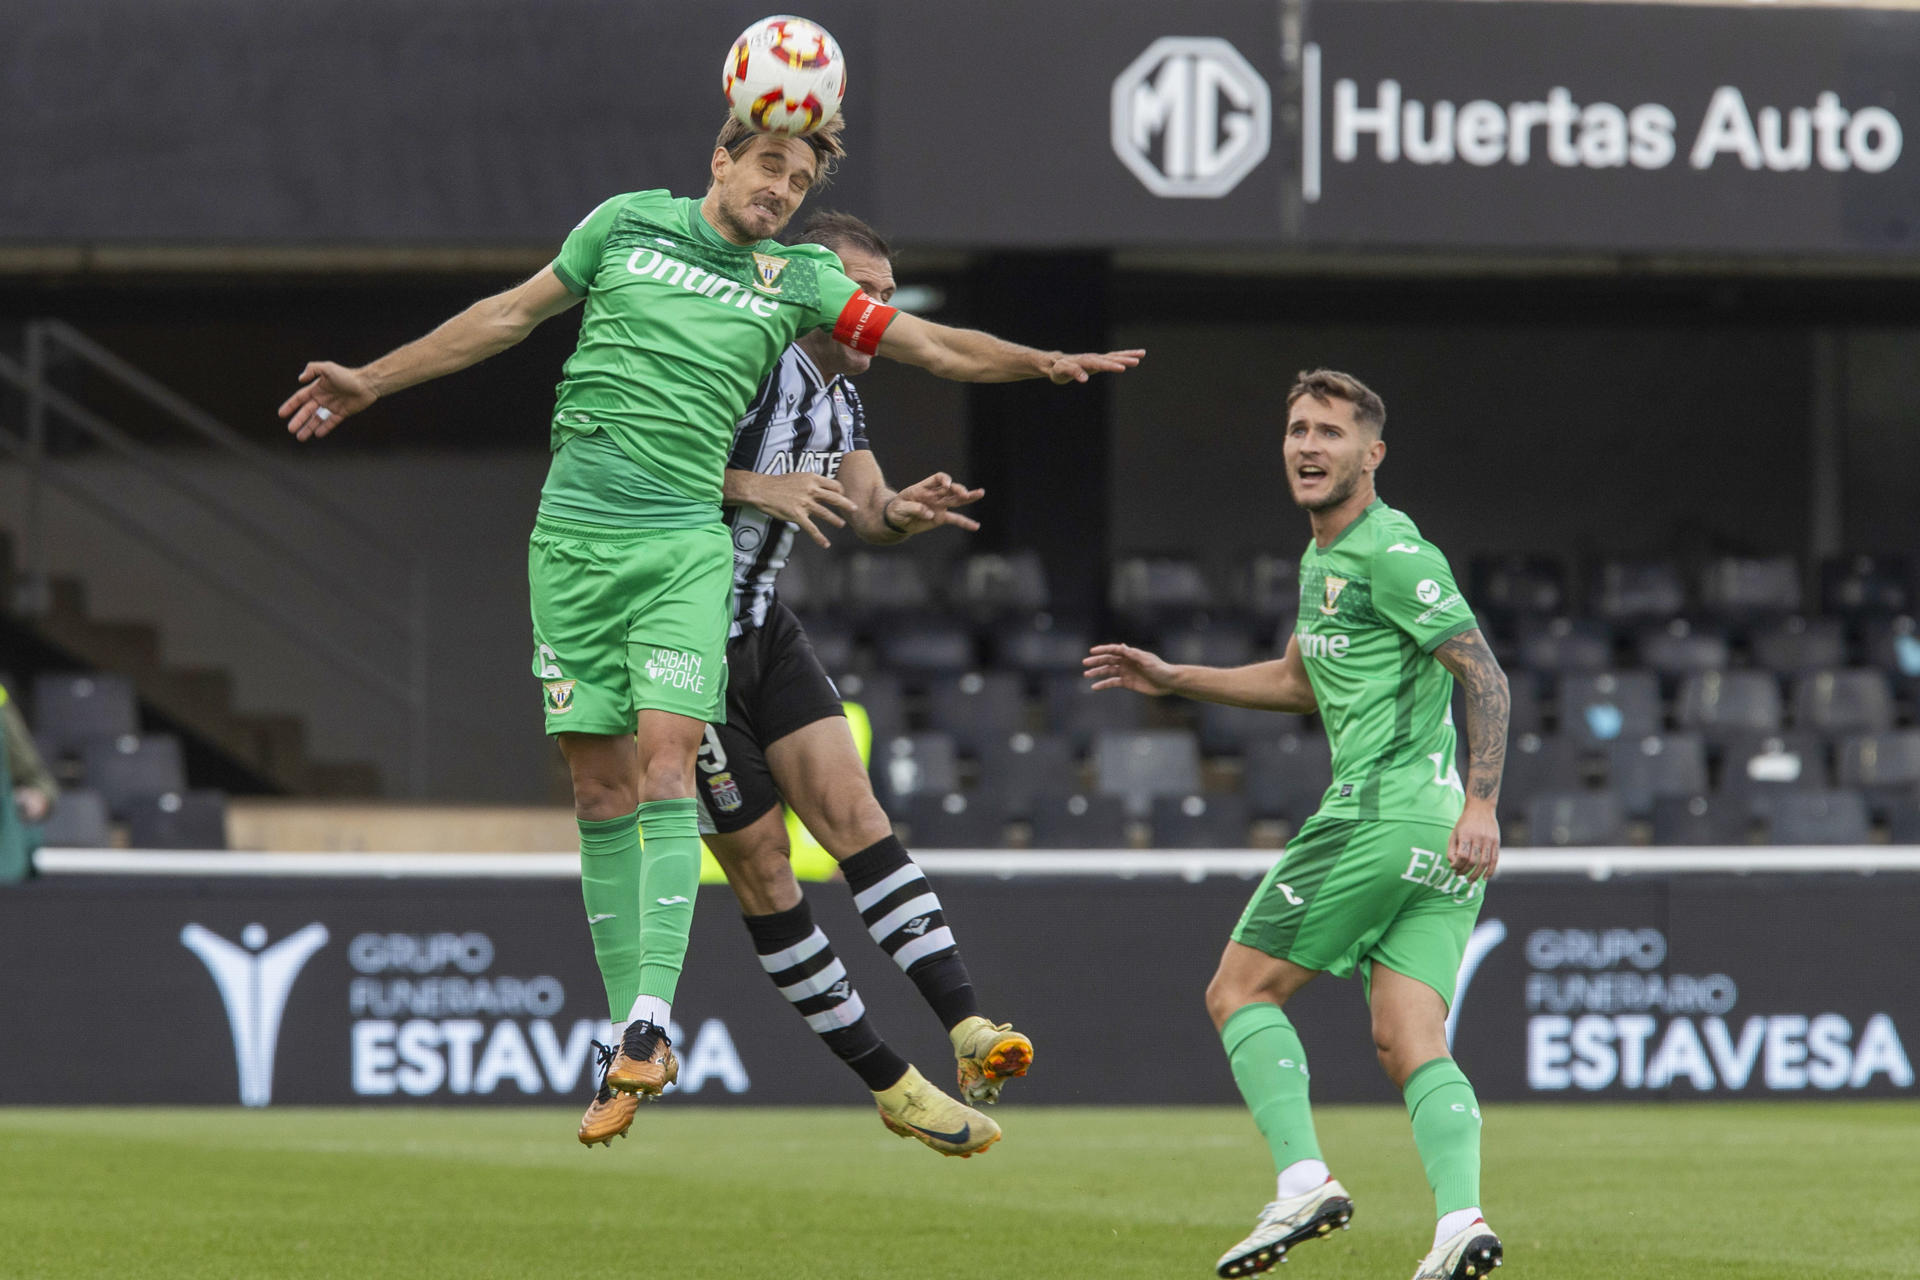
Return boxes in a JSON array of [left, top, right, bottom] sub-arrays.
[[1085, 370, 1509, 1280], [279, 114, 1142, 1148]]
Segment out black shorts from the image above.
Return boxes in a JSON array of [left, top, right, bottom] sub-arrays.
[[696, 601, 847, 835]]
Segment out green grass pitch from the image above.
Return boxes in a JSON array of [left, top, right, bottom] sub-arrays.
[[3, 1103, 1915, 1278]]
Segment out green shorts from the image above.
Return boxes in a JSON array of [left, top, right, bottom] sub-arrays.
[[1231, 813, 1483, 1007], [527, 516, 731, 735]]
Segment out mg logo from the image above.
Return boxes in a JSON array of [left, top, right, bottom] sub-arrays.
[[1111, 37, 1271, 198]]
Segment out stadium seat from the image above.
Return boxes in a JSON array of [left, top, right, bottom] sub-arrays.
[[1500, 733, 1591, 812], [1859, 615, 1920, 699], [1699, 555, 1802, 619], [1157, 624, 1255, 670], [1526, 791, 1627, 847], [973, 733, 1077, 819], [1230, 555, 1301, 625], [948, 552, 1049, 619], [926, 672, 1030, 755], [1889, 794, 1920, 846], [1835, 731, 1920, 812], [125, 789, 228, 850], [772, 550, 841, 614], [1109, 556, 1212, 627], [1093, 730, 1202, 817], [835, 671, 905, 742], [1557, 671, 1662, 746], [873, 733, 960, 804], [1196, 700, 1312, 754], [1043, 672, 1150, 748], [1591, 559, 1686, 622], [1027, 791, 1131, 849], [79, 733, 187, 820], [1675, 671, 1783, 738], [1792, 669, 1894, 735], [842, 551, 935, 620], [994, 617, 1092, 676], [1607, 733, 1709, 819], [875, 624, 976, 679], [1469, 554, 1568, 622], [1747, 616, 1848, 675], [893, 792, 1007, 849], [1150, 793, 1252, 849], [1516, 618, 1614, 673], [1634, 621, 1730, 676], [1241, 734, 1333, 821], [1649, 794, 1750, 846], [1764, 789, 1872, 845], [35, 787, 111, 848], [29, 672, 138, 760], [1716, 731, 1828, 818], [1820, 553, 1912, 618]]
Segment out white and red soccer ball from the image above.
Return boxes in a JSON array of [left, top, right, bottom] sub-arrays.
[[722, 15, 846, 137]]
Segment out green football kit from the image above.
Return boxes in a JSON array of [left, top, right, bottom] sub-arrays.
[[1232, 498, 1481, 1003], [1222, 498, 1488, 1227], [530, 189, 888, 736], [524, 189, 897, 1030]]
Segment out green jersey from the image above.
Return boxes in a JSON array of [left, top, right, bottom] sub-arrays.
[[1293, 499, 1478, 826], [541, 190, 871, 521]]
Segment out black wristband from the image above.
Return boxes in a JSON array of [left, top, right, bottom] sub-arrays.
[[881, 497, 908, 534]]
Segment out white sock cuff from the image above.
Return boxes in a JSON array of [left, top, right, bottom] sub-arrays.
[[1276, 1158, 1331, 1199], [627, 994, 672, 1029]]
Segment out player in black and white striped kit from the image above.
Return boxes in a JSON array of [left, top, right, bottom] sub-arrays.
[[698, 212, 1032, 1158]]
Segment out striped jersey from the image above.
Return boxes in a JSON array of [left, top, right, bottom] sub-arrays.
[[725, 344, 870, 636]]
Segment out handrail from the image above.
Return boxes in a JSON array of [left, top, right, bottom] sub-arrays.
[[0, 421, 410, 701], [5, 322, 428, 794], [31, 846, 1920, 880], [35, 321, 400, 563]]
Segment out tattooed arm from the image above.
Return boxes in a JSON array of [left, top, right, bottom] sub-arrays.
[[1434, 628, 1510, 882]]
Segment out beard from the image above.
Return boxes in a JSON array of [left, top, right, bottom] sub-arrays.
[[1292, 466, 1362, 512]]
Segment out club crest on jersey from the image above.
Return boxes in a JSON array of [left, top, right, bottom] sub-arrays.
[[543, 680, 576, 714], [751, 252, 789, 294], [1321, 576, 1350, 615]]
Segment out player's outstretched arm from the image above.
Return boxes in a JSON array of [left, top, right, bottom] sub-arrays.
[[836, 451, 983, 546], [1083, 635, 1317, 713], [724, 468, 857, 549], [1434, 628, 1510, 883], [279, 266, 583, 441], [873, 311, 1143, 385]]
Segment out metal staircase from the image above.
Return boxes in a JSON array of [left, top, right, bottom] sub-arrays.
[[0, 320, 424, 796]]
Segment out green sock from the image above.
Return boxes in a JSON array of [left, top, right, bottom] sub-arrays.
[[635, 798, 702, 1006], [1404, 1057, 1483, 1216], [1222, 1003, 1323, 1175], [577, 808, 643, 1021]]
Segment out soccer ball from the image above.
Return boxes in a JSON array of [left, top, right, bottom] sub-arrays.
[[722, 15, 846, 137]]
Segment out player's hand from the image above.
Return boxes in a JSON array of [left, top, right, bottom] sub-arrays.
[[749, 472, 858, 548], [1046, 349, 1145, 385], [1082, 643, 1180, 696], [280, 362, 378, 441], [14, 786, 50, 824], [1448, 799, 1501, 884], [883, 472, 984, 536]]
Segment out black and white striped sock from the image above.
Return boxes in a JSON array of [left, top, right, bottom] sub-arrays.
[[843, 835, 980, 1031], [744, 899, 909, 1092]]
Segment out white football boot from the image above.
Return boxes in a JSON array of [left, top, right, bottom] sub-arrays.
[[1214, 1178, 1355, 1277], [1410, 1218, 1503, 1280]]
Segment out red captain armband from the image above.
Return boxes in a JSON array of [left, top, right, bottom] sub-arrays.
[[832, 294, 899, 355]]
